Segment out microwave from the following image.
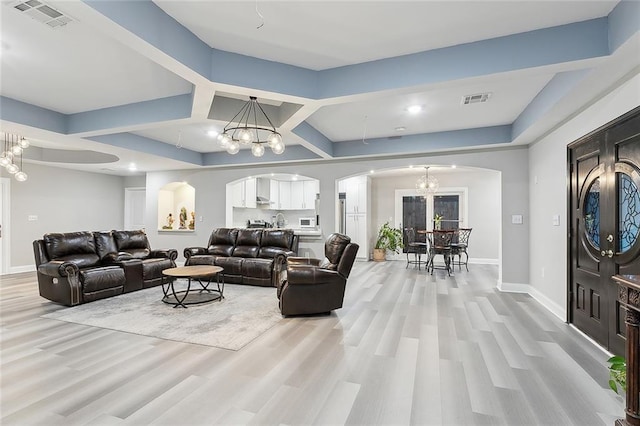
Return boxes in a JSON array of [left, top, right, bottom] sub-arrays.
[[299, 217, 316, 228]]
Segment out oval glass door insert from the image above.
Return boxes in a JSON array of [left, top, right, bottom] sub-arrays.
[[618, 172, 640, 253], [584, 177, 601, 249]]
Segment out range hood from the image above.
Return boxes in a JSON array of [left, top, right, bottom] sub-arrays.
[[256, 195, 272, 205], [256, 178, 272, 205]]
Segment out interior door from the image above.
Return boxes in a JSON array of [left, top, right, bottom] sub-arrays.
[[569, 107, 640, 355], [124, 188, 146, 231]]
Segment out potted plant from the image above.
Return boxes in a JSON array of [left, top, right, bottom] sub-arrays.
[[373, 222, 404, 261], [434, 213, 443, 230], [608, 355, 626, 395]]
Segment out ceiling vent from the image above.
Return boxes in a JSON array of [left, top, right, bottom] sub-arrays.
[[10, 0, 74, 28], [462, 93, 491, 105]]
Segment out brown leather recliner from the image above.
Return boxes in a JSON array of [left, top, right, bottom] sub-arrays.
[[278, 233, 359, 316]]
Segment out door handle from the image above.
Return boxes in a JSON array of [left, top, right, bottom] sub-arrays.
[[606, 234, 614, 243], [601, 249, 614, 258]]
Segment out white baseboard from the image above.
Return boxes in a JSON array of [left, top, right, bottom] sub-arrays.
[[468, 258, 499, 265], [6, 265, 36, 275], [497, 280, 566, 322]]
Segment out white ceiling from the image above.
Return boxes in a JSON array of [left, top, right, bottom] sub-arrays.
[[0, 0, 637, 176]]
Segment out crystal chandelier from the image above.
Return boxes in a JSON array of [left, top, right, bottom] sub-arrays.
[[416, 166, 438, 195], [0, 133, 29, 182], [217, 96, 285, 157]]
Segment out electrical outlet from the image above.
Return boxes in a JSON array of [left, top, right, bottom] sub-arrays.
[[199, 216, 203, 222]]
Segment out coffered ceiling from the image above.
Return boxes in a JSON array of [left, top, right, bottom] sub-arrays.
[[0, 0, 638, 176]]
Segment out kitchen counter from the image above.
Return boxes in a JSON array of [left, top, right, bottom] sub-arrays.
[[272, 227, 322, 237], [239, 226, 322, 237]]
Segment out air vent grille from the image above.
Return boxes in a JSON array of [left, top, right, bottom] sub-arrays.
[[10, 0, 74, 28], [462, 93, 491, 105]]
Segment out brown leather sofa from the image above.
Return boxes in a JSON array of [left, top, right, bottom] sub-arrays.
[[33, 230, 177, 306], [278, 233, 359, 316], [184, 228, 299, 287]]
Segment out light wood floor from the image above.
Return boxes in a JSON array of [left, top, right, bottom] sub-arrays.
[[1, 261, 624, 425]]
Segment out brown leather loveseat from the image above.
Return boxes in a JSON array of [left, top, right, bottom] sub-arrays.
[[33, 230, 177, 306], [183, 228, 299, 287]]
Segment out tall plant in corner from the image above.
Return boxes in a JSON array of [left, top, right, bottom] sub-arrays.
[[373, 222, 403, 261]]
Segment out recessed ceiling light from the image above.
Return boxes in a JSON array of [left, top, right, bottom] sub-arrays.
[[207, 130, 218, 138], [407, 105, 423, 114], [451, 164, 457, 169], [395, 126, 406, 132], [128, 162, 137, 171], [409, 165, 414, 169], [370, 170, 374, 174]]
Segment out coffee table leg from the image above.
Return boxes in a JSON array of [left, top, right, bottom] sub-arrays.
[[171, 277, 191, 308], [217, 273, 225, 299]]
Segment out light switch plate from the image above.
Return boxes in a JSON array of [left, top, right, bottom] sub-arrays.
[[28, 215, 38, 221], [511, 214, 523, 225], [552, 215, 560, 226]]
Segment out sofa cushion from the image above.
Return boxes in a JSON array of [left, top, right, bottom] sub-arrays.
[[113, 230, 151, 259], [242, 258, 273, 279], [94, 231, 118, 261], [186, 254, 217, 266], [259, 230, 294, 258], [214, 257, 243, 275], [80, 266, 125, 293], [232, 229, 262, 258], [320, 233, 351, 270], [207, 228, 238, 257], [141, 258, 173, 281], [44, 232, 100, 268]]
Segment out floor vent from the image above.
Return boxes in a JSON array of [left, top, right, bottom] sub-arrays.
[[462, 93, 491, 105], [10, 0, 75, 28]]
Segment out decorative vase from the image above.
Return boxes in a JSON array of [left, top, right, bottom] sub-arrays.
[[373, 248, 386, 262]]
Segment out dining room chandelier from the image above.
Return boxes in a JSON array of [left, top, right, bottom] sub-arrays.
[[217, 96, 285, 157], [416, 166, 438, 195], [0, 132, 29, 182]]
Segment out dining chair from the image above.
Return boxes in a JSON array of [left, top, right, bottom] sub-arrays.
[[404, 228, 428, 270], [450, 228, 472, 271], [428, 230, 455, 276]]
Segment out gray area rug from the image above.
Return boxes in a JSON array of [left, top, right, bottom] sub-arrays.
[[42, 283, 282, 351]]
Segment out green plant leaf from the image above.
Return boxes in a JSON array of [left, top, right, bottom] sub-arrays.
[[609, 379, 618, 393]]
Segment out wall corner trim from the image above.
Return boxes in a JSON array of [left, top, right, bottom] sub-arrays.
[[497, 280, 566, 322]]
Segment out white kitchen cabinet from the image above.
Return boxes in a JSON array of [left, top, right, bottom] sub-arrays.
[[231, 178, 257, 208], [269, 179, 279, 208], [345, 213, 368, 260], [272, 179, 318, 210], [290, 181, 304, 209], [278, 181, 291, 209], [303, 180, 319, 210], [343, 175, 368, 214]]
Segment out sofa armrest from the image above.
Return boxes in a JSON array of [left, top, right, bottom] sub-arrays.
[[102, 251, 134, 265], [287, 257, 321, 267], [149, 248, 178, 261], [37, 260, 79, 278], [183, 247, 208, 260], [286, 265, 341, 285]]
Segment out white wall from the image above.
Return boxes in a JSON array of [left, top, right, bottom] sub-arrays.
[[144, 148, 529, 285], [370, 169, 501, 262], [528, 71, 640, 320], [2, 163, 127, 271]]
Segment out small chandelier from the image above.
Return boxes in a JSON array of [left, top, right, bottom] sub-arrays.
[[0, 133, 29, 182], [217, 96, 285, 157], [416, 166, 438, 195]]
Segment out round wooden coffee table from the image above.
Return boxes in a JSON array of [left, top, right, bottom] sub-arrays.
[[161, 265, 224, 308]]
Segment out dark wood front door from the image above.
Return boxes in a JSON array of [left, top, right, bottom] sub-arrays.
[[569, 106, 640, 355]]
